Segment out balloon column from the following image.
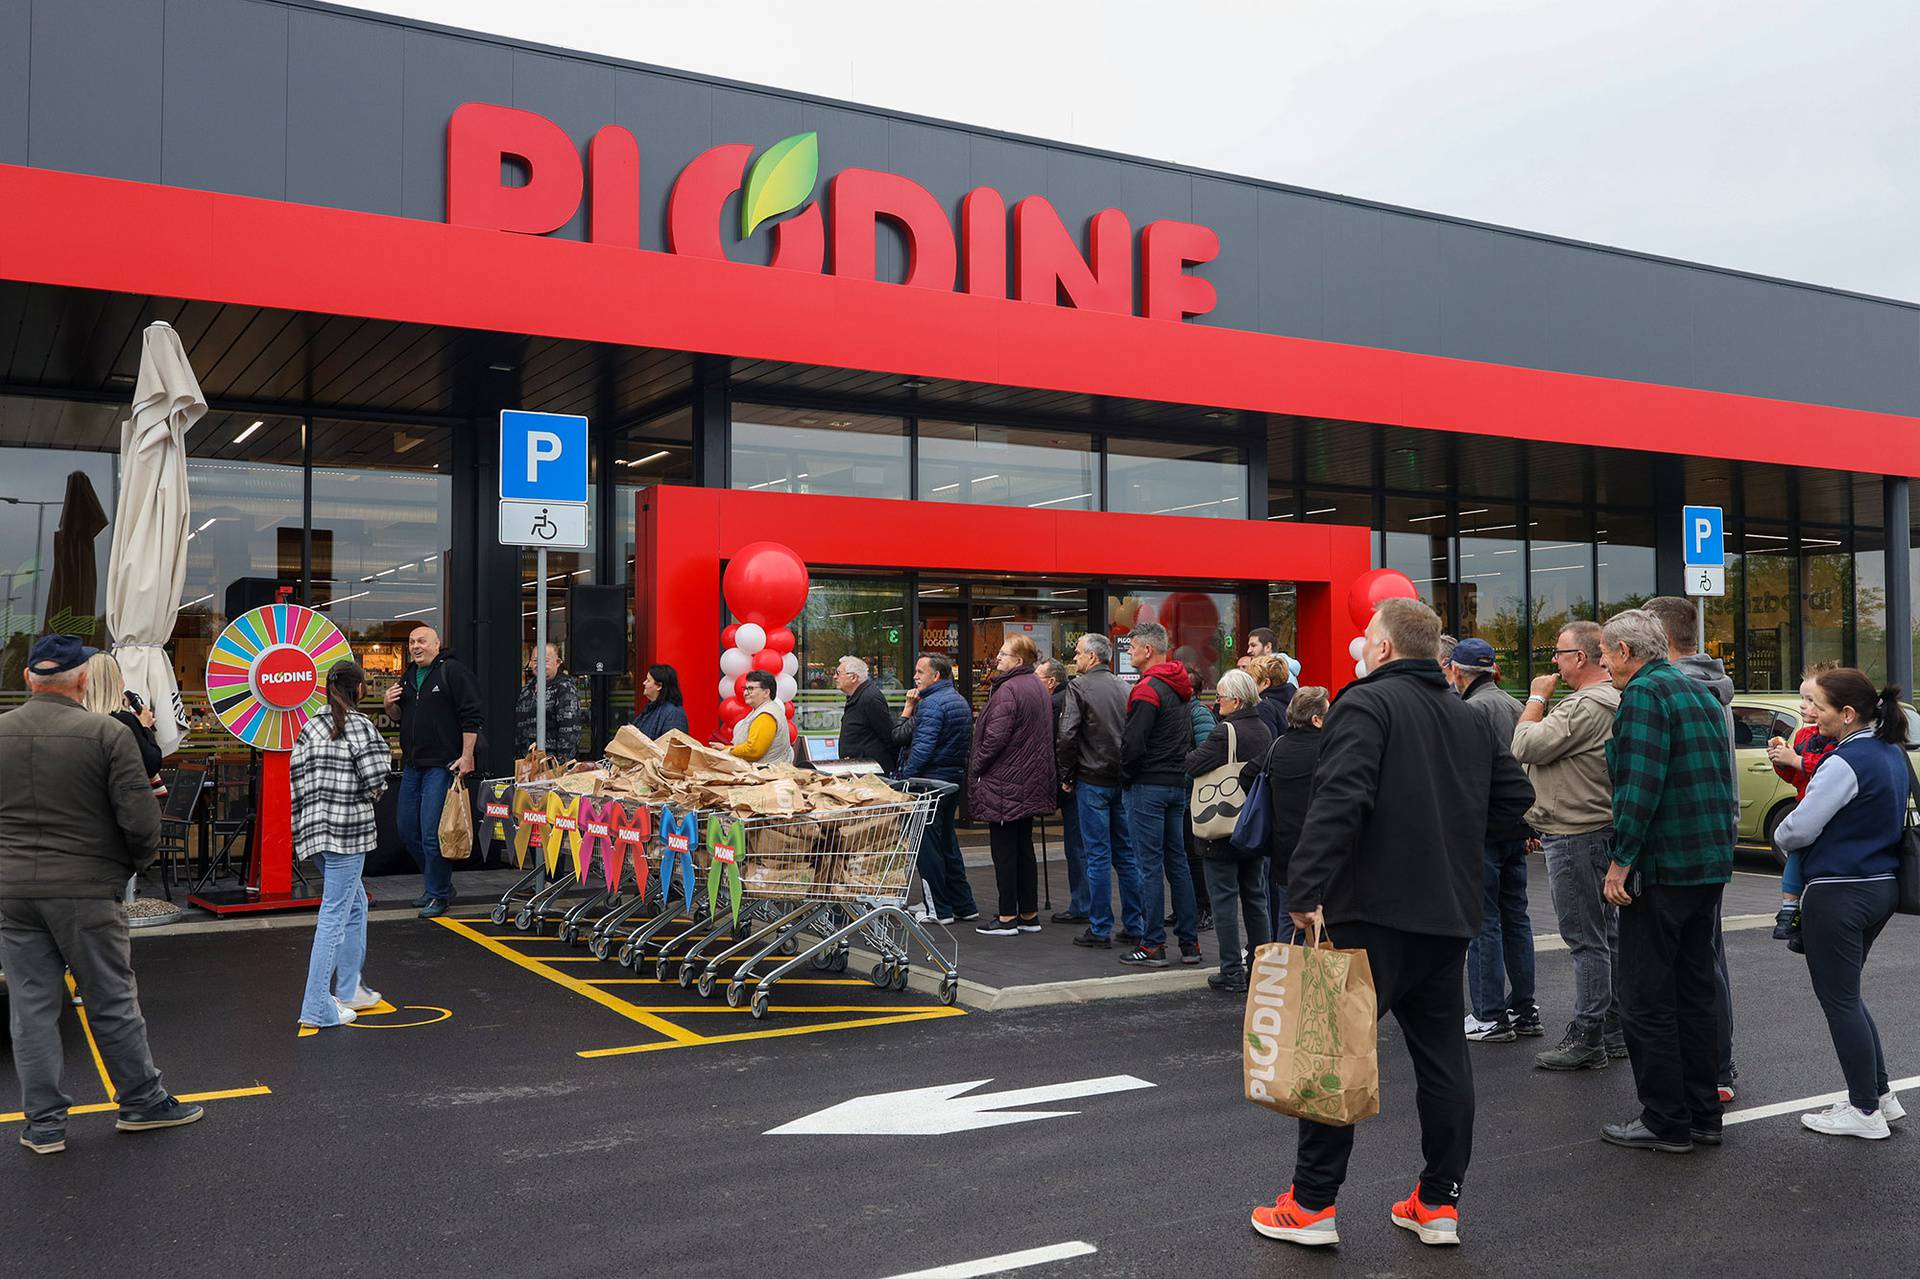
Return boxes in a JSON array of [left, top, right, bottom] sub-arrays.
[[715, 541, 810, 745], [1345, 568, 1420, 680]]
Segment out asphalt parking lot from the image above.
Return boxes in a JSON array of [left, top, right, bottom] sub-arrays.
[[3, 909, 1917, 1277]]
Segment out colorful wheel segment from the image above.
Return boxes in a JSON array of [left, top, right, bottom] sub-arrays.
[[204, 604, 353, 751]]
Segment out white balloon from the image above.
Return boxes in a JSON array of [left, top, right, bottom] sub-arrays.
[[734, 622, 767, 655], [1347, 636, 1367, 660], [1354, 659, 1368, 680], [719, 675, 738, 701], [775, 674, 798, 702], [780, 652, 799, 679], [719, 647, 751, 677]]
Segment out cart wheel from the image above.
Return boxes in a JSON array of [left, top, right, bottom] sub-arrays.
[[868, 962, 891, 988], [560, 922, 578, 946], [489, 904, 508, 926], [588, 935, 609, 960], [939, 978, 958, 1007], [750, 990, 771, 1020], [513, 909, 533, 932], [616, 942, 635, 967], [725, 983, 743, 1008], [829, 948, 849, 973], [891, 964, 911, 992], [697, 971, 716, 999], [677, 962, 696, 989]]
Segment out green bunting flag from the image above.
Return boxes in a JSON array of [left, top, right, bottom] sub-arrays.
[[706, 815, 745, 927]]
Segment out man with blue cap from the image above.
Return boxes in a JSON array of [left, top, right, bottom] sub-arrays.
[[0, 634, 203, 1155]]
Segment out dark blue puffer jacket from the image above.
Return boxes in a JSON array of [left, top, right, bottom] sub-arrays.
[[898, 681, 971, 783]]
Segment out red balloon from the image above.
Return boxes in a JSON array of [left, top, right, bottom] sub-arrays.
[[766, 626, 796, 655], [751, 648, 785, 675], [731, 673, 748, 699], [723, 542, 810, 628], [718, 696, 747, 724], [721, 624, 740, 649], [1347, 568, 1420, 630]]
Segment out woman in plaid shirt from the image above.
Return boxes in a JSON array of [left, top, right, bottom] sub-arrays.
[[292, 662, 392, 1029]]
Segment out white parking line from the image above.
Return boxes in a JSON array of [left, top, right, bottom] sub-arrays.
[[1724, 1076, 1920, 1126], [881, 1241, 1098, 1278]]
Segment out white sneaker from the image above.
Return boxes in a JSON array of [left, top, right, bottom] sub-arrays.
[[909, 904, 954, 926], [1881, 1091, 1906, 1122], [330, 1001, 360, 1026], [1801, 1102, 1890, 1140], [341, 987, 383, 1012]]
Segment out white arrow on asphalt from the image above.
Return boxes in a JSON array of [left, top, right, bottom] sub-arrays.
[[765, 1074, 1155, 1136]]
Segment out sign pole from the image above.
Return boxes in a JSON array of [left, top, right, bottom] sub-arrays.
[[536, 545, 548, 754], [1696, 595, 1705, 660]]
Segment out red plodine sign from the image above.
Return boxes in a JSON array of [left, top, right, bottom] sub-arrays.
[[445, 103, 1220, 322], [252, 644, 319, 710]]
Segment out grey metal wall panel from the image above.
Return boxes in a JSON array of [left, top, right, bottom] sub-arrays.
[[1189, 177, 1257, 331], [27, 0, 163, 182], [1433, 226, 1557, 373], [800, 102, 892, 280], [1544, 249, 1693, 388], [512, 49, 617, 242], [967, 134, 1049, 300], [708, 87, 805, 267], [400, 27, 512, 222], [611, 70, 708, 255], [162, 0, 289, 200], [885, 119, 972, 290], [1365, 211, 1443, 356], [1255, 188, 1328, 340], [1318, 205, 1388, 350], [287, 8, 404, 214], [0, 0, 28, 166]]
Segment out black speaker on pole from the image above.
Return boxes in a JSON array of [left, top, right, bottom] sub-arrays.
[[567, 584, 627, 676], [225, 576, 299, 616]]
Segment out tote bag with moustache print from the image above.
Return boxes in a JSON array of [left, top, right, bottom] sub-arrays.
[[1189, 720, 1250, 840]]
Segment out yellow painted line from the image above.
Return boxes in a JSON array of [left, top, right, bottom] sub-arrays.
[[431, 915, 703, 1045], [579, 1007, 966, 1058], [0, 1085, 271, 1124], [66, 975, 116, 1103], [583, 977, 870, 987], [613, 1005, 952, 1014]]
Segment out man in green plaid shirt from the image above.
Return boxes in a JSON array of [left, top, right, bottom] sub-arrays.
[[1595, 608, 1735, 1155]]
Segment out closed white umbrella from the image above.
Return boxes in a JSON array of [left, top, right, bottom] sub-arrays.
[[106, 321, 204, 756]]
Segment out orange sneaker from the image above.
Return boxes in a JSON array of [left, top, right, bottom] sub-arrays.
[[1250, 1187, 1339, 1246], [1390, 1185, 1460, 1245]]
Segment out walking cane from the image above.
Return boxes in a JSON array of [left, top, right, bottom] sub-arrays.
[[1039, 812, 1052, 911]]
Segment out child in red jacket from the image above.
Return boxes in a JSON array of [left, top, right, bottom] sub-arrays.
[[1764, 667, 1838, 947]]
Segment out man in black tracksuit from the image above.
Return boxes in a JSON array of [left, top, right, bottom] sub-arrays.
[[383, 626, 485, 917], [1255, 598, 1532, 1246]]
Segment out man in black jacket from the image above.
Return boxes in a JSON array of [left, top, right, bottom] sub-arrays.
[[382, 625, 484, 918], [1251, 598, 1533, 1250], [1058, 633, 1137, 947], [833, 656, 898, 773], [1118, 622, 1201, 969]]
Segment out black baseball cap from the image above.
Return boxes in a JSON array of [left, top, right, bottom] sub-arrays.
[[27, 633, 100, 676]]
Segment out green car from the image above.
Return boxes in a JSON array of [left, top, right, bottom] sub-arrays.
[[1731, 694, 1920, 848]]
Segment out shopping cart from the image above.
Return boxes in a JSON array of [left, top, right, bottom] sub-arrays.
[[679, 778, 960, 1019]]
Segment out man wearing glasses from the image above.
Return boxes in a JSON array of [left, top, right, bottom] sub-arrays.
[[1511, 621, 1626, 1071]]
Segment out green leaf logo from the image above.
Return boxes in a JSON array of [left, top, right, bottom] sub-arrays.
[[742, 131, 819, 238]]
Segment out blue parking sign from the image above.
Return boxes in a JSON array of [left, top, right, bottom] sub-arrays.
[[499, 411, 589, 503], [1682, 505, 1724, 566]]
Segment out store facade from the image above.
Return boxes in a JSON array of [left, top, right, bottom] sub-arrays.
[[3, 0, 1918, 765]]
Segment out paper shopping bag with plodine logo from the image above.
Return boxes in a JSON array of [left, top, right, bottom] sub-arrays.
[[1241, 924, 1379, 1126]]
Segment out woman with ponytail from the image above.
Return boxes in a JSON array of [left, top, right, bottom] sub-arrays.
[[290, 662, 392, 1029], [1771, 668, 1910, 1139]]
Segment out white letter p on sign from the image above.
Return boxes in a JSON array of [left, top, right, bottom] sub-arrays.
[[1693, 517, 1712, 554], [526, 431, 563, 483]]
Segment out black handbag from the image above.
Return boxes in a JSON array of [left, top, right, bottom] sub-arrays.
[[1899, 766, 1920, 915]]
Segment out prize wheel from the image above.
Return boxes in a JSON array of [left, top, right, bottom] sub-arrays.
[[204, 604, 353, 750]]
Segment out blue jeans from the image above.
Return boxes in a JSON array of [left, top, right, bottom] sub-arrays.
[[1781, 850, 1805, 897], [1125, 783, 1196, 950], [1059, 793, 1088, 917], [1077, 782, 1138, 938], [1541, 828, 1618, 1038], [397, 764, 454, 902], [1468, 838, 1535, 1021], [300, 853, 368, 1026]]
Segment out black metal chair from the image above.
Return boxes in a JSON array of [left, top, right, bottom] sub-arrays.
[[151, 762, 207, 900]]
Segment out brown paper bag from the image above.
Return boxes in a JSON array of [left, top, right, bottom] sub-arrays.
[[438, 773, 475, 862], [1241, 923, 1379, 1126]]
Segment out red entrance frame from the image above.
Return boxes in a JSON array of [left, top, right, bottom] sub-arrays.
[[635, 485, 1372, 742]]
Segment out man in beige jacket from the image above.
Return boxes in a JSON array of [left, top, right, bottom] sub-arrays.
[[1510, 620, 1624, 1072]]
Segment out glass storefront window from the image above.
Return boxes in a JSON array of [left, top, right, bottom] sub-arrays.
[[1383, 495, 1451, 616], [792, 577, 912, 740], [1382, 426, 1448, 494], [969, 580, 1088, 709], [1110, 585, 1236, 698], [1597, 511, 1657, 618], [1267, 583, 1298, 658], [1299, 490, 1375, 544], [1528, 507, 1594, 680], [731, 405, 907, 499], [1456, 504, 1525, 686], [918, 421, 1096, 510], [1801, 528, 1851, 672], [1107, 440, 1244, 519], [614, 408, 696, 725], [1705, 553, 1743, 684], [1855, 528, 1887, 684], [1743, 527, 1796, 691]]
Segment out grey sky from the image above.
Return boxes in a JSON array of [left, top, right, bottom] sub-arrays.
[[352, 0, 1919, 302]]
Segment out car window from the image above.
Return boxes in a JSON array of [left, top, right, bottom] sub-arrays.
[[1731, 707, 1775, 750]]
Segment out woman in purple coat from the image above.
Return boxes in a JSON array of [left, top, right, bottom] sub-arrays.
[[968, 632, 1057, 936]]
